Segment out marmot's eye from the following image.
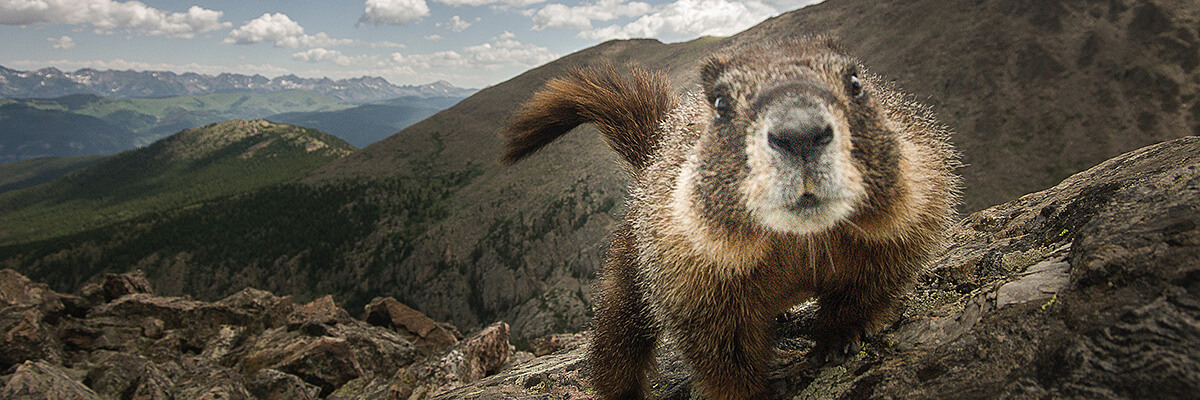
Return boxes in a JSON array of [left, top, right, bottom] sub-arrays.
[[713, 95, 733, 118], [849, 74, 863, 98]]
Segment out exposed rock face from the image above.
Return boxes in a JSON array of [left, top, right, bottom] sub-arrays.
[[0, 271, 508, 399], [435, 136, 1200, 398]]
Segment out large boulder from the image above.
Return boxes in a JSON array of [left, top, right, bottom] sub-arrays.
[[0, 360, 100, 400], [364, 296, 459, 355]]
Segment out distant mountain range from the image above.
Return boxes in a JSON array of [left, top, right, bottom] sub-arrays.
[[0, 65, 476, 103], [0, 91, 463, 162]]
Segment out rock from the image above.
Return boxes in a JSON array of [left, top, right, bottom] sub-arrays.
[[0, 269, 62, 311], [214, 287, 297, 329], [328, 322, 418, 377], [0, 307, 64, 370], [246, 368, 322, 400], [365, 296, 458, 355], [288, 295, 353, 327], [274, 337, 363, 396], [528, 333, 586, 357], [100, 270, 154, 301], [433, 347, 590, 400], [326, 374, 406, 400], [395, 321, 513, 397], [241, 330, 364, 396], [82, 351, 175, 400], [172, 367, 254, 400], [426, 137, 1200, 398], [199, 325, 249, 364], [89, 293, 265, 339], [0, 360, 99, 400]]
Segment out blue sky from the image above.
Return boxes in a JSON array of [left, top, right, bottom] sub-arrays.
[[1, 0, 823, 88]]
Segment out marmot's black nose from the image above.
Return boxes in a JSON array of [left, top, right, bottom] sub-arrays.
[[767, 110, 833, 162]]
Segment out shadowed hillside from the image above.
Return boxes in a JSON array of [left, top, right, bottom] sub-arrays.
[[0, 119, 354, 245]]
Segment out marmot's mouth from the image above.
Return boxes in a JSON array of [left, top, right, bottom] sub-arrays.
[[786, 193, 821, 211]]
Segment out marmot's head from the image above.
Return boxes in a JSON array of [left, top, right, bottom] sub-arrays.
[[685, 38, 902, 238]]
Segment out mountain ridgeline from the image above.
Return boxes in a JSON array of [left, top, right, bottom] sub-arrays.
[[3, 0, 1199, 347], [0, 65, 475, 103]]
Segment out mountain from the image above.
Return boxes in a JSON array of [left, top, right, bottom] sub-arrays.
[[3, 0, 1198, 347], [0, 66, 476, 104], [266, 96, 464, 148], [0, 119, 354, 246]]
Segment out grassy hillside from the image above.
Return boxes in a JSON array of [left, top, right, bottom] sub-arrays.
[[0, 102, 130, 162], [0, 155, 107, 194], [0, 119, 354, 245], [0, 169, 480, 313]]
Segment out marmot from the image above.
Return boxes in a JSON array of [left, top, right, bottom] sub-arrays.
[[502, 37, 959, 400]]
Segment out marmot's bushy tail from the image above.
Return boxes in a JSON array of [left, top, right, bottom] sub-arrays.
[[501, 64, 676, 171]]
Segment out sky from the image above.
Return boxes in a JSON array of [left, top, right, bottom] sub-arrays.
[[0, 0, 825, 88]]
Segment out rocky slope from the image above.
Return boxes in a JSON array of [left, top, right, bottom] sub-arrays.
[[0, 268, 516, 399], [435, 134, 1200, 398], [3, 134, 1195, 399]]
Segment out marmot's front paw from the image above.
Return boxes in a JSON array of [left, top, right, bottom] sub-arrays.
[[809, 336, 862, 366]]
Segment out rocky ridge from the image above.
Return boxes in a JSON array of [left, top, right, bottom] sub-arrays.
[[0, 268, 518, 399]]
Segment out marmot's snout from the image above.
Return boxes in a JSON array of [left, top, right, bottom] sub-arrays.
[[746, 86, 862, 235], [764, 97, 835, 164]]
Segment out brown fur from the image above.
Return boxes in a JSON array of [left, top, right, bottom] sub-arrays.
[[503, 38, 959, 400]]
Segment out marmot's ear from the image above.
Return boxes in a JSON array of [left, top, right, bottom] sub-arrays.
[[701, 54, 731, 90]]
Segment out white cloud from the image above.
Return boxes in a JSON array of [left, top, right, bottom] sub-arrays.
[[532, 0, 651, 31], [390, 50, 467, 69], [439, 15, 475, 32], [532, 0, 824, 41], [292, 48, 378, 67], [390, 31, 556, 73], [368, 41, 406, 49], [435, 0, 546, 6], [360, 0, 430, 25], [424, 34, 444, 40], [48, 35, 76, 49], [0, 1, 229, 38], [462, 31, 557, 70], [225, 13, 356, 48]]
